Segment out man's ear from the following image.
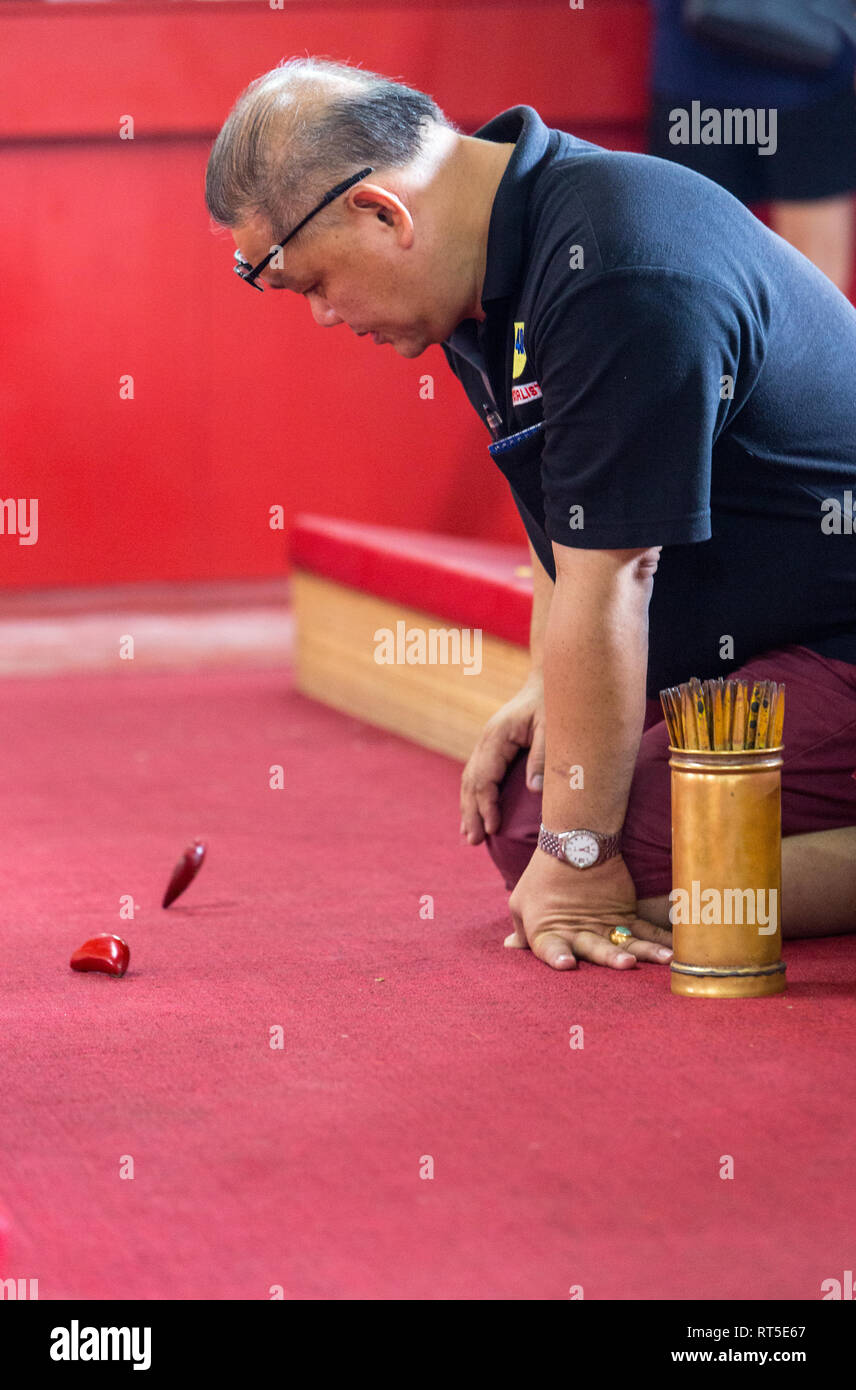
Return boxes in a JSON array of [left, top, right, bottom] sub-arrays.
[[349, 184, 414, 246]]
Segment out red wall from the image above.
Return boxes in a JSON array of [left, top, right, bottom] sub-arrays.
[[0, 1, 650, 589]]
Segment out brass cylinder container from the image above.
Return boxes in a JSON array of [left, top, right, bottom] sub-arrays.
[[669, 746, 786, 997]]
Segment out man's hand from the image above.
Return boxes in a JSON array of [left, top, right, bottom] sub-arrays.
[[460, 670, 545, 844], [505, 847, 674, 971]]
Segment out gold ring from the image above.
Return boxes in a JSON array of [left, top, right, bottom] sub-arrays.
[[609, 927, 634, 947]]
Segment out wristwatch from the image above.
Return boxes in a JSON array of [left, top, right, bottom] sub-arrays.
[[537, 823, 623, 869]]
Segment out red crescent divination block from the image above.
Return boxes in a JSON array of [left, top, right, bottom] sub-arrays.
[[162, 839, 206, 908], [70, 934, 130, 977]]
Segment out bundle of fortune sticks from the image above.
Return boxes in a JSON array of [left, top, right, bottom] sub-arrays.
[[660, 678, 785, 752]]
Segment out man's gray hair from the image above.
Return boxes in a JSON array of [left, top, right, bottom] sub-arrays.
[[205, 57, 456, 236]]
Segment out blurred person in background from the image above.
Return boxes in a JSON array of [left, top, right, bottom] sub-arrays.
[[648, 0, 856, 294]]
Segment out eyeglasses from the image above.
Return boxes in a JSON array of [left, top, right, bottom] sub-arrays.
[[232, 166, 374, 291]]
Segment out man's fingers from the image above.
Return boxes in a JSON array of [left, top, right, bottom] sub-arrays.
[[459, 782, 488, 842], [620, 936, 673, 964], [460, 691, 543, 843], [505, 897, 532, 951], [476, 783, 502, 838], [621, 916, 673, 949], [559, 930, 638, 969], [460, 762, 510, 841], [620, 917, 674, 963], [503, 928, 527, 949], [506, 921, 672, 970], [527, 931, 579, 970], [460, 736, 521, 841], [460, 782, 500, 844], [525, 717, 546, 792], [533, 923, 673, 970]]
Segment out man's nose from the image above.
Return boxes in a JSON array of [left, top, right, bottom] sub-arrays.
[[308, 295, 343, 328]]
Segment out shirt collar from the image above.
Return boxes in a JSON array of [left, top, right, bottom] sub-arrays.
[[476, 105, 554, 306]]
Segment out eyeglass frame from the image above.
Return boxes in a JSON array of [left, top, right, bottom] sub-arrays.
[[232, 166, 374, 291]]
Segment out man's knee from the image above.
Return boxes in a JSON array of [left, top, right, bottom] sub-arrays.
[[621, 723, 673, 898], [483, 749, 540, 890]]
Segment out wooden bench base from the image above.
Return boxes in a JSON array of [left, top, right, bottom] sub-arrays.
[[293, 570, 530, 762]]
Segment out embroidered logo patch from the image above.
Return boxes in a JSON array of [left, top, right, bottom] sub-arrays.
[[512, 321, 527, 379], [511, 381, 542, 406]]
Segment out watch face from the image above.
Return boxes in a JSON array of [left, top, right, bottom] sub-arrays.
[[563, 832, 600, 869]]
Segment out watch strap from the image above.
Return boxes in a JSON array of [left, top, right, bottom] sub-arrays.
[[538, 826, 569, 858]]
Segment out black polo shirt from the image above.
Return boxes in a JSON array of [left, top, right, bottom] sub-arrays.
[[441, 106, 856, 699]]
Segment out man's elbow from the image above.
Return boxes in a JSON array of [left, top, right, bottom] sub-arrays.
[[629, 545, 662, 582], [550, 542, 662, 611]]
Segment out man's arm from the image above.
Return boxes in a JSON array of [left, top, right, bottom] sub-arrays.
[[504, 539, 675, 972], [527, 537, 554, 674], [540, 541, 658, 831]]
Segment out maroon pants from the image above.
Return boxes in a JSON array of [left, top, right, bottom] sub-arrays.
[[484, 645, 856, 898]]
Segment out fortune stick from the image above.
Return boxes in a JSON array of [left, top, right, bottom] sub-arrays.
[[746, 681, 762, 749], [691, 678, 711, 751], [770, 684, 786, 747], [756, 682, 773, 749], [733, 682, 746, 751], [681, 685, 696, 750], [723, 680, 733, 749], [711, 680, 724, 751]]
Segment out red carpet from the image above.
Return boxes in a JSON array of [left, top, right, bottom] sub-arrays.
[[1, 665, 854, 1300]]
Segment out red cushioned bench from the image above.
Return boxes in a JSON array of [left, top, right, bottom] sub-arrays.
[[291, 514, 534, 760]]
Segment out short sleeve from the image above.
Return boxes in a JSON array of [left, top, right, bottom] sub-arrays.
[[531, 266, 760, 550]]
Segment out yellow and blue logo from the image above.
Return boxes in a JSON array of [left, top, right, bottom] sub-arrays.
[[512, 321, 527, 380]]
